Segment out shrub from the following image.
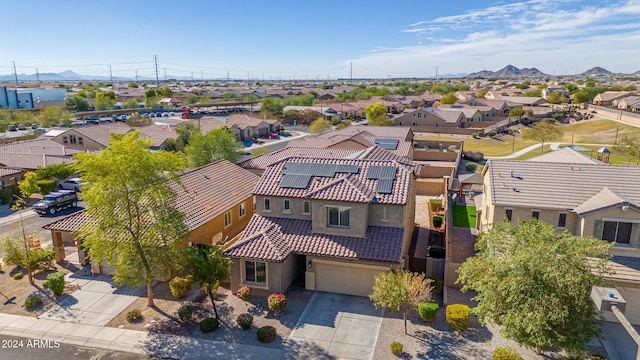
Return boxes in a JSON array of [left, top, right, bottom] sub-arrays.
[[24, 295, 43, 311], [447, 145, 457, 152], [465, 162, 478, 172], [432, 216, 443, 228], [47, 271, 65, 296], [418, 302, 439, 322], [428, 277, 443, 292], [464, 151, 484, 162], [493, 347, 522, 360], [236, 286, 251, 301], [13, 272, 23, 280], [29, 248, 55, 271], [267, 293, 287, 312], [487, 130, 497, 137], [256, 326, 277, 343], [446, 304, 470, 331], [169, 276, 193, 299], [236, 313, 253, 330], [390, 341, 403, 355], [199, 317, 220, 333], [126, 309, 143, 323], [471, 131, 480, 139], [36, 179, 57, 195], [178, 305, 193, 322], [429, 199, 443, 213], [42, 280, 49, 288]]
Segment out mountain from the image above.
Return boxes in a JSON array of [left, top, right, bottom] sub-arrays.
[[466, 65, 547, 78], [579, 67, 613, 77], [0, 70, 155, 82]]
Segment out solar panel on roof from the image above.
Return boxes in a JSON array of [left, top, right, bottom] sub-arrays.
[[374, 138, 400, 150], [366, 165, 397, 180], [335, 164, 360, 174], [376, 178, 395, 194], [280, 174, 312, 189], [283, 162, 339, 177]]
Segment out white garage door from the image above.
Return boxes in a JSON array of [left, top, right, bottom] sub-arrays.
[[315, 262, 386, 297]]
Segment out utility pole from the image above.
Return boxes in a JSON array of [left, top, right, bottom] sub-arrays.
[[154, 55, 160, 85], [135, 70, 139, 84], [12, 61, 18, 86], [36, 68, 40, 83], [164, 68, 167, 82], [201, 69, 204, 82], [435, 66, 438, 81], [191, 72, 194, 82], [109, 65, 113, 84], [350, 62, 353, 85], [227, 71, 230, 82]]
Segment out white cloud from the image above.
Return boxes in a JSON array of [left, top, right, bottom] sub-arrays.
[[349, 0, 640, 76]]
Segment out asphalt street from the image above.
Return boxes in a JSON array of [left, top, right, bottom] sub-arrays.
[[0, 335, 147, 359]]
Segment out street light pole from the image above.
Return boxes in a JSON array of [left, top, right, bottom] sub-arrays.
[[11, 196, 33, 284]]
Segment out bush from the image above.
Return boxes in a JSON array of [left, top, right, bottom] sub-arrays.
[[464, 151, 484, 162], [0, 185, 20, 205], [36, 179, 57, 195], [126, 309, 143, 323], [267, 293, 287, 312], [24, 295, 43, 311], [1, 236, 54, 271], [447, 145, 457, 152], [169, 276, 193, 299], [256, 326, 277, 343], [236, 286, 251, 301], [236, 313, 253, 330], [429, 199, 443, 213], [465, 162, 478, 172], [493, 347, 522, 360], [446, 304, 470, 331], [47, 271, 65, 295], [390, 341, 403, 355], [42, 280, 49, 288], [29, 248, 55, 271], [432, 216, 443, 228], [487, 130, 497, 137], [200, 317, 220, 333], [13, 272, 23, 280], [428, 277, 443, 292], [418, 302, 439, 322], [178, 305, 193, 322], [471, 131, 480, 139]]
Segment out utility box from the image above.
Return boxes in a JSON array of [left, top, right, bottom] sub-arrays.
[[591, 286, 626, 313]]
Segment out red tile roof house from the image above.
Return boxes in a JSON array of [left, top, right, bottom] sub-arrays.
[[42, 160, 259, 273], [223, 156, 417, 297]]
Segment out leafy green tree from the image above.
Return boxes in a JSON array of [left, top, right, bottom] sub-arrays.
[[126, 115, 153, 127], [186, 246, 230, 319], [184, 127, 242, 167], [34, 163, 74, 181], [430, 84, 453, 95], [127, 82, 138, 88], [122, 98, 141, 109], [585, 78, 597, 88], [95, 91, 116, 110], [440, 92, 457, 105], [308, 118, 332, 134], [38, 107, 73, 127], [615, 135, 640, 165], [365, 102, 389, 125], [457, 219, 612, 355], [223, 92, 237, 99], [522, 89, 542, 97], [144, 88, 157, 100], [157, 87, 173, 98], [564, 83, 578, 94], [18, 172, 40, 197], [174, 122, 197, 150], [476, 90, 488, 98], [370, 270, 433, 334], [145, 96, 158, 109], [65, 96, 90, 111], [547, 91, 568, 104], [508, 108, 526, 119], [74, 132, 189, 307], [573, 91, 590, 104], [183, 94, 198, 105], [522, 120, 562, 152], [335, 119, 351, 130]]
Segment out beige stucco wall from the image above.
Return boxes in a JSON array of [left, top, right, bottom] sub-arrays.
[[579, 207, 640, 238], [311, 200, 368, 238], [229, 255, 299, 297], [367, 204, 406, 228], [255, 196, 312, 221], [50, 129, 108, 150], [417, 178, 445, 196], [188, 197, 254, 246]]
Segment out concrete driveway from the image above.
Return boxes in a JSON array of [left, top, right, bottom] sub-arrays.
[[286, 292, 384, 360]]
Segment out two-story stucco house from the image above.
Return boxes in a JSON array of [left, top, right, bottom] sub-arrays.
[[224, 156, 417, 297]]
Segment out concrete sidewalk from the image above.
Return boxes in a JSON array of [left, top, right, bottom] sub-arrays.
[[0, 312, 285, 359]]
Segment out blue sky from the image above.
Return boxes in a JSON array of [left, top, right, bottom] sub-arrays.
[[2, 0, 640, 79]]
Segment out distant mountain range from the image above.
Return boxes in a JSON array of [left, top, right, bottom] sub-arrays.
[[0, 66, 637, 82], [466, 65, 628, 78]]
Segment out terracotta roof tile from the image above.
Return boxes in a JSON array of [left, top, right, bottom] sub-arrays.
[[224, 215, 404, 263]]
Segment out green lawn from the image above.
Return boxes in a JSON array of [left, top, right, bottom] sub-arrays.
[[452, 204, 477, 228]]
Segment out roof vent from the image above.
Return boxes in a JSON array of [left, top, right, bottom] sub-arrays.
[[512, 188, 520, 192]]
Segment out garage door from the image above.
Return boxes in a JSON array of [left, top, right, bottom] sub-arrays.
[[315, 262, 386, 297]]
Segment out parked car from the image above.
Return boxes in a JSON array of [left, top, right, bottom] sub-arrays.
[[33, 190, 78, 215], [33, 128, 48, 134], [17, 124, 26, 130], [8, 125, 17, 131], [59, 177, 86, 192], [31, 123, 38, 129]]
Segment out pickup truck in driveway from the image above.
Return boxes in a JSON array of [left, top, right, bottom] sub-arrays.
[[33, 190, 78, 215]]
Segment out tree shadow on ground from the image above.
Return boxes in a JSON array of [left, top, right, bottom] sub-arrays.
[[284, 337, 334, 360]]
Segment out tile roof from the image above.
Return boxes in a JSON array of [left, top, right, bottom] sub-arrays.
[[315, 126, 412, 141], [137, 124, 179, 147], [573, 187, 639, 215], [254, 157, 413, 205], [43, 160, 259, 233], [608, 256, 640, 284], [238, 148, 361, 171], [0, 167, 24, 176], [486, 160, 640, 211], [0, 138, 83, 157], [72, 123, 132, 147], [224, 215, 404, 263], [528, 147, 601, 164], [0, 153, 74, 169]]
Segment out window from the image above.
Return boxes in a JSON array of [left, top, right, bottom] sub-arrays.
[[224, 211, 231, 227], [78, 137, 83, 145], [558, 213, 567, 228], [602, 221, 633, 244], [69, 135, 76, 144], [245, 260, 266, 284], [532, 210, 540, 220], [505, 209, 513, 222], [239, 202, 246, 217], [264, 198, 271, 211], [327, 207, 350, 228], [283, 199, 290, 212], [412, 122, 417, 126], [303, 201, 310, 215], [62, 136, 68, 144]]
